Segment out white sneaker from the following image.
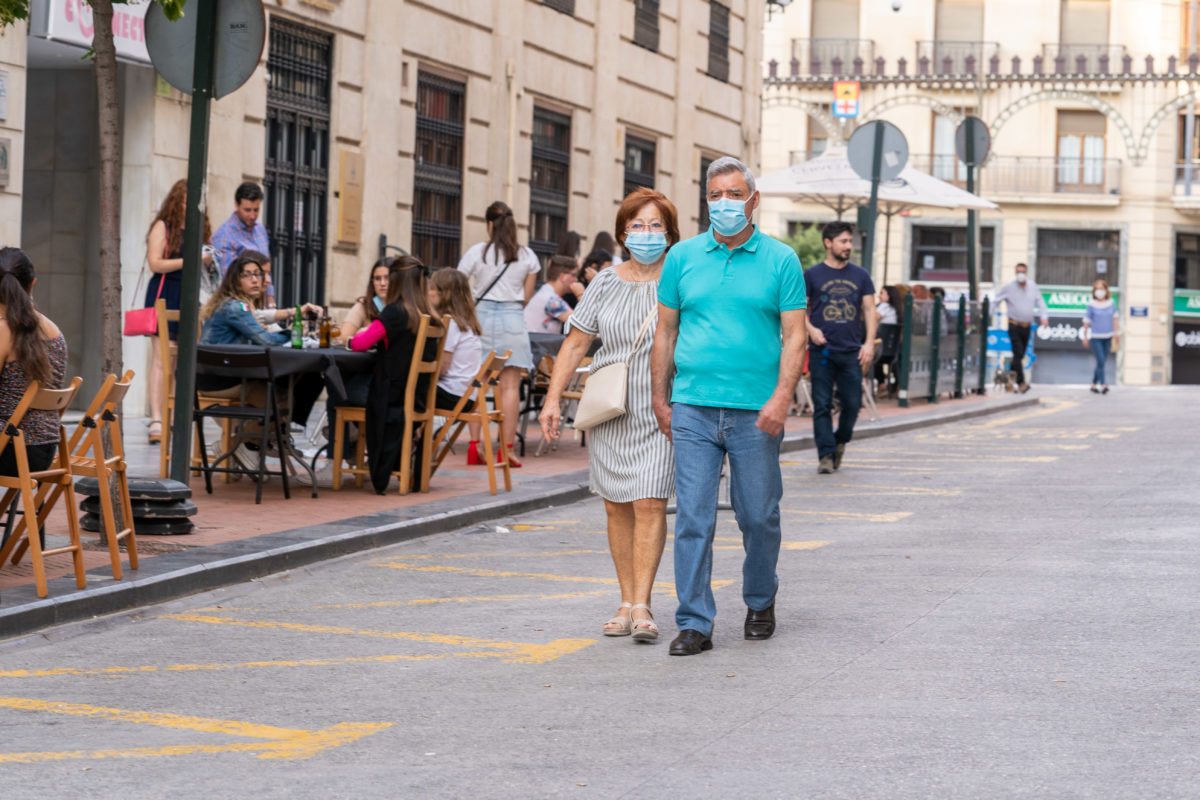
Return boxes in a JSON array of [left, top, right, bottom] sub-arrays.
[[291, 461, 333, 488], [230, 443, 261, 472]]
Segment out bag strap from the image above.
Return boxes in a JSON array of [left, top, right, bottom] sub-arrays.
[[474, 259, 515, 303], [625, 306, 658, 365]]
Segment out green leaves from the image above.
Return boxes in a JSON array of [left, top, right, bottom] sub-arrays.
[[0, 0, 187, 28]]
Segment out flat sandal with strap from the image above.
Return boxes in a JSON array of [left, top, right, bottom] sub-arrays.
[[603, 602, 633, 637], [630, 603, 658, 641]]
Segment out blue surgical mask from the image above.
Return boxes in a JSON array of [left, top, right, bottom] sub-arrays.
[[707, 197, 750, 236], [625, 232, 669, 264]]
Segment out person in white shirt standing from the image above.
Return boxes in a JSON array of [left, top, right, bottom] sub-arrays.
[[525, 256, 578, 334], [993, 263, 1050, 392]]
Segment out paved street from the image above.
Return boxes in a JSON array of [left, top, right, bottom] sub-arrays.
[[1, 387, 1197, 798]]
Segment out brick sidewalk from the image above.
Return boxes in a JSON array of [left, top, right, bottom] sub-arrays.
[[0, 390, 1020, 600]]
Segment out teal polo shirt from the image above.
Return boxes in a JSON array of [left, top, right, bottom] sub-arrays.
[[658, 226, 806, 410]]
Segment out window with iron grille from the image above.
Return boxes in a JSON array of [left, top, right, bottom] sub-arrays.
[[265, 19, 332, 307], [1035, 228, 1119, 287], [543, 0, 575, 14], [634, 0, 660, 52], [707, 2, 730, 82], [412, 72, 466, 268], [910, 225, 995, 283], [698, 156, 713, 233], [530, 107, 572, 264], [624, 135, 656, 197]]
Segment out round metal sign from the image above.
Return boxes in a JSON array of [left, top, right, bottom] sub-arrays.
[[146, 0, 266, 100], [847, 121, 909, 183], [954, 116, 991, 167]]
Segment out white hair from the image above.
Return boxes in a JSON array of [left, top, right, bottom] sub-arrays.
[[706, 156, 756, 195]]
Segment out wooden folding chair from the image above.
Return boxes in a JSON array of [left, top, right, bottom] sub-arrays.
[[12, 371, 139, 581], [156, 299, 235, 479], [398, 315, 445, 495], [0, 377, 86, 598], [430, 350, 513, 495], [536, 356, 592, 456], [330, 405, 368, 490]]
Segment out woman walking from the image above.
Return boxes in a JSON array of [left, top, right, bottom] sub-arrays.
[[540, 188, 680, 642], [456, 201, 540, 467], [1083, 279, 1119, 394]]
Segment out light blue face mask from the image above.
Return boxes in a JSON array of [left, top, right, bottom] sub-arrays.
[[625, 231, 669, 264], [707, 197, 750, 237], [373, 296, 385, 312]]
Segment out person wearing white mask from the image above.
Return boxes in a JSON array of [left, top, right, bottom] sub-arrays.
[[1082, 278, 1119, 394], [540, 188, 681, 644], [651, 156, 808, 656], [993, 263, 1050, 392]]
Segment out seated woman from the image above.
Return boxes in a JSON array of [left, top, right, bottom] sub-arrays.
[[428, 267, 483, 410], [336, 257, 391, 407], [350, 256, 439, 493], [198, 253, 323, 425], [0, 248, 68, 476]]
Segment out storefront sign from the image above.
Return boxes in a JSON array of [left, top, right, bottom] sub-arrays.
[[0, 70, 7, 120], [0, 138, 10, 187], [337, 149, 364, 244], [1172, 321, 1200, 384], [1174, 290, 1200, 318], [1039, 287, 1122, 315], [30, 0, 151, 64], [1033, 316, 1090, 351]]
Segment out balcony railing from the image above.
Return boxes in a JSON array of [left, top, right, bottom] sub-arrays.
[[984, 156, 1122, 196], [1175, 162, 1200, 197], [908, 154, 968, 187], [915, 41, 1000, 75], [1040, 43, 1127, 75], [788, 38, 875, 77]]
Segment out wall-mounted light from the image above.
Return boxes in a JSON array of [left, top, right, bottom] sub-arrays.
[[892, 0, 902, 11], [767, 0, 793, 20]]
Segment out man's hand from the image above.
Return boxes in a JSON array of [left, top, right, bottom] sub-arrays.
[[755, 396, 789, 437], [858, 340, 875, 366], [809, 327, 827, 346], [652, 399, 673, 442]]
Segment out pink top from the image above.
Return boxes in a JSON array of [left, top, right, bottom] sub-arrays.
[[350, 319, 386, 352]]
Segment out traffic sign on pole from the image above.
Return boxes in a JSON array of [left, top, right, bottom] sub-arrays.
[[847, 121, 908, 280], [955, 115, 990, 302]]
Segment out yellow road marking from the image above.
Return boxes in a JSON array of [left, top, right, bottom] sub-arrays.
[[0, 696, 391, 762], [782, 509, 912, 523], [372, 562, 736, 593], [396, 549, 611, 560], [781, 540, 834, 551], [847, 455, 1058, 463], [974, 399, 1078, 427], [160, 613, 593, 664], [191, 588, 679, 614]]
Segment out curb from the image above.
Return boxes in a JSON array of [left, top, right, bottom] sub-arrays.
[[0, 394, 1037, 640]]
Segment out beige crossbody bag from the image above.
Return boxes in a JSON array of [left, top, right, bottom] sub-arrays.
[[573, 306, 657, 431]]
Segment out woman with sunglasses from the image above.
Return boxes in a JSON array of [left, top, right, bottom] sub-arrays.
[[539, 188, 680, 642]]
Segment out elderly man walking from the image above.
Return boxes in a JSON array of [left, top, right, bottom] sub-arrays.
[[993, 262, 1050, 392], [652, 157, 808, 656]]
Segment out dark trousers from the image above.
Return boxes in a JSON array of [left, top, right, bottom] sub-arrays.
[[1008, 323, 1031, 384], [0, 442, 56, 477], [810, 348, 863, 460]]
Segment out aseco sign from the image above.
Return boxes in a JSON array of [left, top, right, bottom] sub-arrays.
[[30, 0, 151, 64]]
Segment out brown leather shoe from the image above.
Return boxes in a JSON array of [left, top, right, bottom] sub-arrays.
[[744, 604, 776, 640]]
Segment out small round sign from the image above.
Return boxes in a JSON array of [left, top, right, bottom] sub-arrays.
[[955, 116, 991, 167], [146, 0, 266, 100], [847, 121, 909, 183]]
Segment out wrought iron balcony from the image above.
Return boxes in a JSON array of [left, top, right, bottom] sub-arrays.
[[1175, 162, 1200, 200], [984, 155, 1122, 196], [1040, 43, 1127, 75], [915, 41, 1000, 76], [787, 38, 875, 77]]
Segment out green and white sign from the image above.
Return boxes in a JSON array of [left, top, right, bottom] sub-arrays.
[[1040, 286, 1121, 315], [1174, 290, 1200, 318]]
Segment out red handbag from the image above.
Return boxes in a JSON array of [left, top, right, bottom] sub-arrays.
[[123, 262, 163, 337]]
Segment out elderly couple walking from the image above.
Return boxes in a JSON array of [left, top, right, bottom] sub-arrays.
[[541, 156, 816, 656]]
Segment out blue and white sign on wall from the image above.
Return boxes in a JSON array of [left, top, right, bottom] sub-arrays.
[[1130, 306, 1149, 317]]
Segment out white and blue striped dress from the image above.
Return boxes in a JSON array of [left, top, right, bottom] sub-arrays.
[[569, 268, 674, 502]]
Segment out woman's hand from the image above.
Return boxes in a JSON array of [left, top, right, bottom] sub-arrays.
[[539, 396, 563, 441], [301, 303, 324, 318]]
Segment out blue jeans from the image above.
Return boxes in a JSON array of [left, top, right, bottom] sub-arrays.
[[1090, 337, 1111, 385], [810, 348, 863, 460], [671, 403, 784, 635]]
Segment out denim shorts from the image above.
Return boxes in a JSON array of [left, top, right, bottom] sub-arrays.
[[475, 300, 533, 370]]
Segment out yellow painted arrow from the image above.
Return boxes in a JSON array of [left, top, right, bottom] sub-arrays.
[[161, 613, 594, 664], [0, 696, 391, 763]]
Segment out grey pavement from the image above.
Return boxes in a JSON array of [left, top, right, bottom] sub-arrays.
[[1, 386, 1197, 798]]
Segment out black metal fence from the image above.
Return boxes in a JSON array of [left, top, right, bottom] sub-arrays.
[[897, 295, 990, 406]]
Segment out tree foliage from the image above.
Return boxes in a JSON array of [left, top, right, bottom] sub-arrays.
[[776, 224, 828, 271]]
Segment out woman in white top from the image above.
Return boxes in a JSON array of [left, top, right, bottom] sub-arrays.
[[876, 285, 899, 325], [456, 201, 540, 467]]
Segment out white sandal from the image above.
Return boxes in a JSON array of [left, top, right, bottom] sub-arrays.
[[630, 603, 658, 641], [603, 602, 633, 636]]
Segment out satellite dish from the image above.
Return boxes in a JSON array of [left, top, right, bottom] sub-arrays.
[[145, 0, 266, 100]]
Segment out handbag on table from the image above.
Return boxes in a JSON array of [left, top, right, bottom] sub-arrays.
[[573, 306, 657, 431]]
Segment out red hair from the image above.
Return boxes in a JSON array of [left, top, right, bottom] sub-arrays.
[[614, 188, 680, 247]]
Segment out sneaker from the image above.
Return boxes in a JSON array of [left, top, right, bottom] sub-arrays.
[[230, 443, 261, 472], [817, 456, 835, 474], [291, 461, 333, 488], [832, 443, 846, 470]]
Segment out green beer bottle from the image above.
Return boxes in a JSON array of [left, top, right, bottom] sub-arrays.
[[291, 305, 304, 348]]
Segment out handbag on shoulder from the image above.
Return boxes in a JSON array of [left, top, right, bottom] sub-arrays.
[[123, 260, 162, 337], [573, 306, 657, 431]]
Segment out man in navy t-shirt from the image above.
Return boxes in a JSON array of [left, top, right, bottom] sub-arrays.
[[804, 221, 876, 474]]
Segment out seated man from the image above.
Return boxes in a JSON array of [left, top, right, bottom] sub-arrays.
[[524, 256, 577, 335]]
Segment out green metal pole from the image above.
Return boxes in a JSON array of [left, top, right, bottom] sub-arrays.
[[861, 124, 884, 281], [169, 2, 219, 484], [898, 293, 914, 408], [928, 294, 942, 404], [954, 295, 966, 398], [977, 297, 990, 394], [965, 117, 979, 302]]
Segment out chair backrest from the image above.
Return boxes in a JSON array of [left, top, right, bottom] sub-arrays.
[[67, 370, 135, 454], [403, 314, 445, 421], [0, 376, 83, 455], [437, 349, 511, 417]]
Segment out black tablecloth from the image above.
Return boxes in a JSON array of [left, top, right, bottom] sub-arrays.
[[195, 344, 376, 404]]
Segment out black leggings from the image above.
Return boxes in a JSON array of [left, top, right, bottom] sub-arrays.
[[0, 442, 57, 477]]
